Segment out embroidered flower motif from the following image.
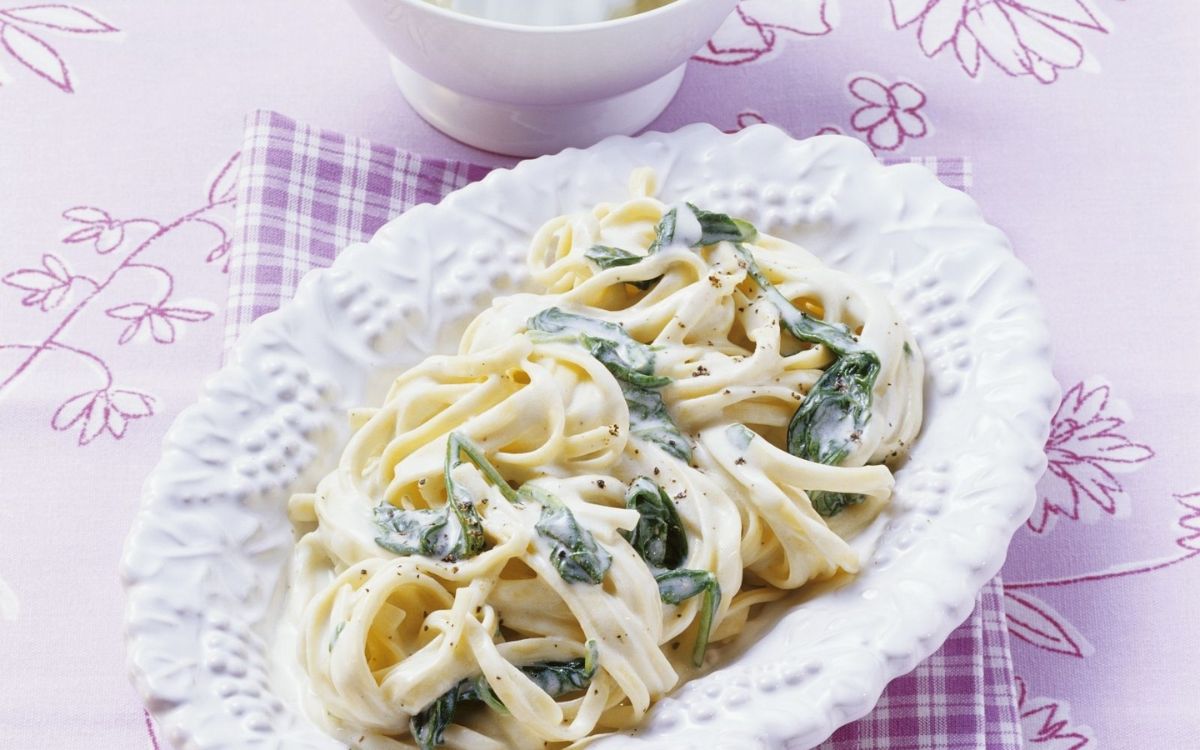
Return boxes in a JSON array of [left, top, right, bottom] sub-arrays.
[[105, 302, 214, 345], [61, 206, 126, 253], [1004, 589, 1092, 657], [51, 387, 154, 445], [1031, 379, 1155, 533], [694, 0, 835, 66], [847, 75, 929, 151], [723, 110, 769, 133], [1, 253, 88, 310], [0, 4, 119, 93], [1016, 676, 1095, 748], [887, 0, 1108, 84]]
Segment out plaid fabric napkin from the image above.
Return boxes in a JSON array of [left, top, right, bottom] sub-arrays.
[[225, 110, 1023, 750]]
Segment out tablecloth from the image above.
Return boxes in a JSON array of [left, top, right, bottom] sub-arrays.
[[0, 2, 1197, 749]]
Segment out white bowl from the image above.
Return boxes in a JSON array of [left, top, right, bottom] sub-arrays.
[[342, 0, 740, 156]]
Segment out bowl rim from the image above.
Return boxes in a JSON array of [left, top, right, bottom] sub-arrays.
[[390, 0, 732, 35]]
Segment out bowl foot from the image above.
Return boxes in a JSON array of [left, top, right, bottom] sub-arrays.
[[389, 57, 687, 157]]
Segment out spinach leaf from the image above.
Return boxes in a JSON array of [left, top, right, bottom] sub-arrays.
[[523, 484, 612, 585], [808, 490, 864, 517], [520, 639, 598, 697], [410, 685, 461, 750], [439, 432, 522, 559], [583, 245, 658, 290], [584, 244, 643, 270], [373, 504, 459, 560], [527, 307, 691, 461], [732, 244, 882, 517], [785, 350, 879, 466], [620, 380, 693, 462], [374, 431, 513, 561], [686, 203, 758, 247], [622, 476, 688, 570], [528, 307, 669, 388], [733, 244, 863, 356], [655, 569, 720, 667], [725, 423, 756, 451], [591, 338, 670, 389], [646, 207, 677, 255], [410, 642, 599, 749]]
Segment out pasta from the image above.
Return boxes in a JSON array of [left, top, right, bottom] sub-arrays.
[[282, 169, 924, 749]]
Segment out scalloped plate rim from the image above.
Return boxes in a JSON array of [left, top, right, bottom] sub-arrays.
[[122, 124, 1058, 750]]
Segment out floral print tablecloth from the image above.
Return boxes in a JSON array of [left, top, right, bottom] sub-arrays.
[[0, 2, 1196, 748]]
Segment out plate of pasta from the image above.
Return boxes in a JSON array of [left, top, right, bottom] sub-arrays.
[[123, 125, 1058, 750]]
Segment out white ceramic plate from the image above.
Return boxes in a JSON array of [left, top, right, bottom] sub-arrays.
[[122, 126, 1058, 750]]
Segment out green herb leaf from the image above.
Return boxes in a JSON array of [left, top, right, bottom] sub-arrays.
[[373, 504, 459, 559], [646, 207, 677, 255], [410, 685, 461, 750], [528, 308, 690, 461], [622, 476, 688, 570], [785, 351, 879, 516], [328, 622, 345, 653], [520, 639, 599, 697], [734, 244, 862, 357], [732, 243, 882, 517], [584, 245, 659, 290], [590, 338, 671, 388], [410, 643, 600, 748], [524, 484, 612, 585], [725, 423, 756, 451], [786, 350, 879, 467], [620, 380, 693, 462], [585, 244, 643, 269], [807, 491, 865, 517], [439, 432, 520, 560], [686, 203, 759, 246], [655, 569, 720, 667], [528, 307, 669, 388]]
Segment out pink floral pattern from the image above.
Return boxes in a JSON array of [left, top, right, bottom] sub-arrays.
[[694, 0, 834, 66], [1015, 676, 1095, 748], [887, 0, 1108, 83], [2, 253, 92, 311], [0, 4, 118, 92], [51, 386, 154, 444], [0, 153, 237, 446], [106, 303, 213, 345], [61, 207, 126, 253], [1030, 379, 1155, 533], [847, 75, 930, 151], [1004, 590, 1092, 657]]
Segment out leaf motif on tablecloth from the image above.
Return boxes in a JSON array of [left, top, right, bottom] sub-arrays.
[[1004, 590, 1093, 657], [846, 74, 931, 152], [694, 0, 836, 66], [207, 151, 241, 205], [0, 4, 118, 93], [0, 4, 115, 32], [106, 302, 215, 345], [0, 153, 233, 447], [1015, 676, 1095, 748], [1030, 378, 1154, 534], [887, 0, 1108, 84], [51, 387, 155, 444], [61, 205, 127, 253]]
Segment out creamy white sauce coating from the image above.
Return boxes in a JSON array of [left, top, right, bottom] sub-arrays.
[[281, 168, 925, 749]]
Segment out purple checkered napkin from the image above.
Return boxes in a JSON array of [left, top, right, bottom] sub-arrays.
[[225, 110, 1024, 750]]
